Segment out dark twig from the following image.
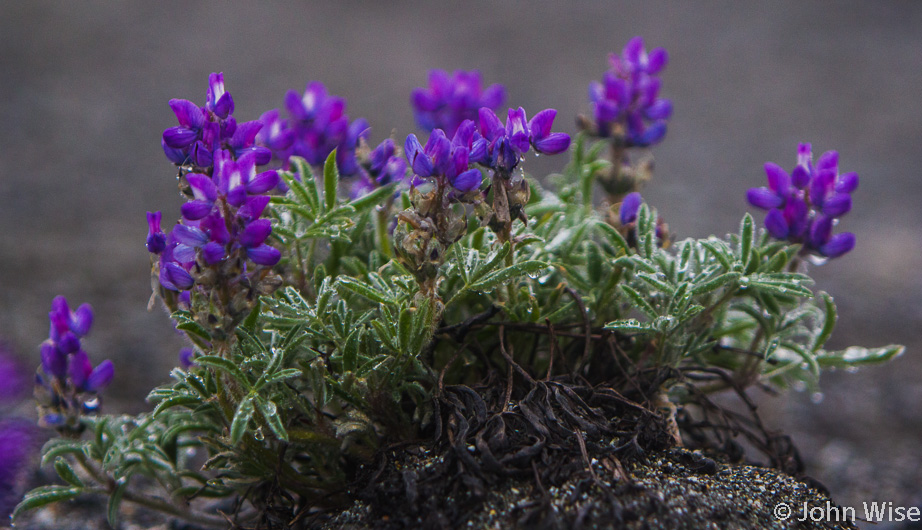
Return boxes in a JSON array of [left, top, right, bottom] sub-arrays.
[[565, 287, 593, 374], [435, 305, 502, 340], [544, 318, 559, 381], [498, 325, 536, 384]]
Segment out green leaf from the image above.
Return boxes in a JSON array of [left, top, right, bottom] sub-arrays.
[[262, 368, 302, 386], [152, 394, 202, 417], [604, 319, 655, 334], [175, 320, 212, 342], [371, 320, 398, 351], [700, 239, 732, 271], [746, 276, 813, 298], [337, 276, 392, 305], [242, 299, 261, 332], [256, 399, 289, 442], [13, 486, 83, 521], [398, 308, 413, 354], [342, 329, 361, 373], [108, 479, 128, 528], [816, 344, 905, 368], [587, 243, 603, 283], [636, 272, 674, 294], [739, 214, 754, 270], [323, 150, 339, 211], [348, 183, 396, 212], [763, 247, 789, 272], [812, 292, 837, 352], [595, 221, 630, 256], [690, 272, 740, 296], [619, 284, 657, 319], [468, 260, 547, 292], [289, 157, 320, 212], [41, 439, 90, 466], [230, 396, 256, 444], [196, 355, 248, 385], [54, 457, 84, 488]]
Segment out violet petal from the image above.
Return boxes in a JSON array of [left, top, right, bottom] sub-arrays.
[[820, 232, 855, 258], [247, 244, 281, 266]]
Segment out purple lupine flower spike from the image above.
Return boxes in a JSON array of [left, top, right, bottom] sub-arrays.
[[411, 69, 506, 137], [590, 37, 672, 146], [0, 418, 38, 519], [748, 144, 858, 259], [36, 295, 113, 432]]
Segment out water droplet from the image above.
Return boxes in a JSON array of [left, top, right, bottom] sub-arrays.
[[793, 381, 807, 392], [739, 277, 750, 288], [807, 255, 829, 266], [810, 392, 824, 404], [845, 366, 859, 374]]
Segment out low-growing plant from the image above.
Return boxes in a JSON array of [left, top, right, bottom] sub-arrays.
[[13, 37, 903, 528]]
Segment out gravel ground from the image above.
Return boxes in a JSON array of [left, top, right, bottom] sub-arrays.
[[2, 3, 921, 528], [324, 447, 857, 530]]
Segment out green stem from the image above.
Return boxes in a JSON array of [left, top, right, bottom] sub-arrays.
[[75, 453, 229, 528]]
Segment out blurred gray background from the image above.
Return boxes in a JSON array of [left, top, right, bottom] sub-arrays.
[[2, 1, 920, 522]]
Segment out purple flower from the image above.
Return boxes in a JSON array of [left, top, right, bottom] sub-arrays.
[[349, 138, 410, 198], [411, 69, 506, 137], [405, 125, 483, 192], [589, 37, 672, 147], [748, 143, 858, 259], [619, 192, 643, 225], [162, 73, 269, 170], [476, 107, 571, 172], [206, 72, 234, 119], [0, 418, 38, 520], [35, 296, 113, 433], [260, 81, 369, 176], [146, 211, 167, 253], [0, 344, 27, 403], [179, 348, 196, 369], [67, 350, 114, 393]]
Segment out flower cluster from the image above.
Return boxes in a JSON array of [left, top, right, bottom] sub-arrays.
[[162, 73, 270, 170], [257, 81, 369, 176], [411, 69, 506, 137], [747, 143, 857, 259], [35, 297, 113, 431], [588, 37, 672, 147], [148, 149, 281, 293], [405, 121, 483, 193]]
